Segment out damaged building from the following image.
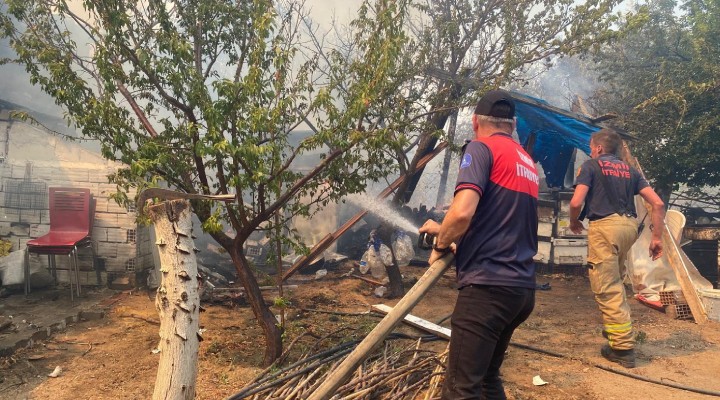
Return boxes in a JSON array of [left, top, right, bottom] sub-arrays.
[[0, 104, 153, 292]]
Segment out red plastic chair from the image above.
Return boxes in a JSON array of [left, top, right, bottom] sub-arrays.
[[24, 188, 96, 300]]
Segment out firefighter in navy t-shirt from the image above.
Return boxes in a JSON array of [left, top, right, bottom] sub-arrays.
[[419, 90, 538, 399], [569, 128, 665, 368]]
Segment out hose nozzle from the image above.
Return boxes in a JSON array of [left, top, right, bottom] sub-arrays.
[[417, 232, 436, 250]]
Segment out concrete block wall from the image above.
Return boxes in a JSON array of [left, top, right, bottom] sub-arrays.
[[0, 161, 147, 286], [136, 225, 154, 273]]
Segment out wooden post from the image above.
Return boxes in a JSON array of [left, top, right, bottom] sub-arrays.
[[307, 254, 454, 400], [149, 200, 201, 400], [661, 226, 709, 323]]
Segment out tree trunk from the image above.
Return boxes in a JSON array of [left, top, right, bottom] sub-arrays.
[[655, 181, 673, 207], [375, 224, 404, 298], [435, 110, 458, 208], [228, 246, 283, 366], [384, 256, 404, 299], [207, 226, 283, 367], [394, 86, 459, 205], [149, 200, 200, 400]]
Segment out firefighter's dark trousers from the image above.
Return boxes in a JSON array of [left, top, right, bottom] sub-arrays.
[[442, 285, 535, 400]]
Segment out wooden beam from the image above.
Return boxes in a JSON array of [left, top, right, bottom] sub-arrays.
[[661, 229, 709, 323], [209, 285, 298, 292], [351, 274, 384, 286], [371, 304, 451, 340], [590, 114, 618, 124], [280, 234, 335, 281]]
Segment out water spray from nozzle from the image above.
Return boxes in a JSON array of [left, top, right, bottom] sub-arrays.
[[345, 194, 419, 234]]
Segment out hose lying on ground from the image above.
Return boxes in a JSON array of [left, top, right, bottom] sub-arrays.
[[439, 311, 720, 397], [510, 342, 720, 397], [226, 311, 720, 399]]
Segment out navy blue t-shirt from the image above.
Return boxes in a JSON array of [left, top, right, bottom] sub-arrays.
[[575, 154, 649, 220], [454, 133, 539, 289]]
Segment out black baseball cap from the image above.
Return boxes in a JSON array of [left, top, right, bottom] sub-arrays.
[[474, 89, 515, 118]]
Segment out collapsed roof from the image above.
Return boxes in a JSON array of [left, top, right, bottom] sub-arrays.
[[511, 91, 632, 188]]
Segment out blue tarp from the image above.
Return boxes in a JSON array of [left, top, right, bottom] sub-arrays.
[[513, 94, 602, 188]]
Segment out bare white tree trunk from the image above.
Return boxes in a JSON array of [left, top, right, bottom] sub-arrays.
[[149, 200, 200, 400]]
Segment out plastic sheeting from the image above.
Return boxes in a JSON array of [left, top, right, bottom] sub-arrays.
[[514, 95, 599, 188], [626, 201, 713, 301]]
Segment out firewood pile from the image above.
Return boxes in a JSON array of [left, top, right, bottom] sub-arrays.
[[229, 333, 448, 400]]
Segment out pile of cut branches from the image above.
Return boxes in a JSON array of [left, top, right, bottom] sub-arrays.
[[228, 333, 448, 400]]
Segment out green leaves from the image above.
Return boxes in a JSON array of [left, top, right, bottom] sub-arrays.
[[0, 0, 417, 254], [592, 0, 720, 194], [0, 0, 633, 257], [273, 297, 292, 308], [201, 208, 224, 235]]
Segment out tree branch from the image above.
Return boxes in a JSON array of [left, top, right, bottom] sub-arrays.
[[116, 81, 158, 137]]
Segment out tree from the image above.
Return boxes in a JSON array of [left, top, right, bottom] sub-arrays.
[[590, 0, 720, 198], [293, 0, 630, 299], [0, 0, 412, 366], [362, 0, 627, 297], [389, 0, 627, 209]]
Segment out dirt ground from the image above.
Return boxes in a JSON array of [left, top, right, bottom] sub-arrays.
[[1, 263, 719, 400]]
